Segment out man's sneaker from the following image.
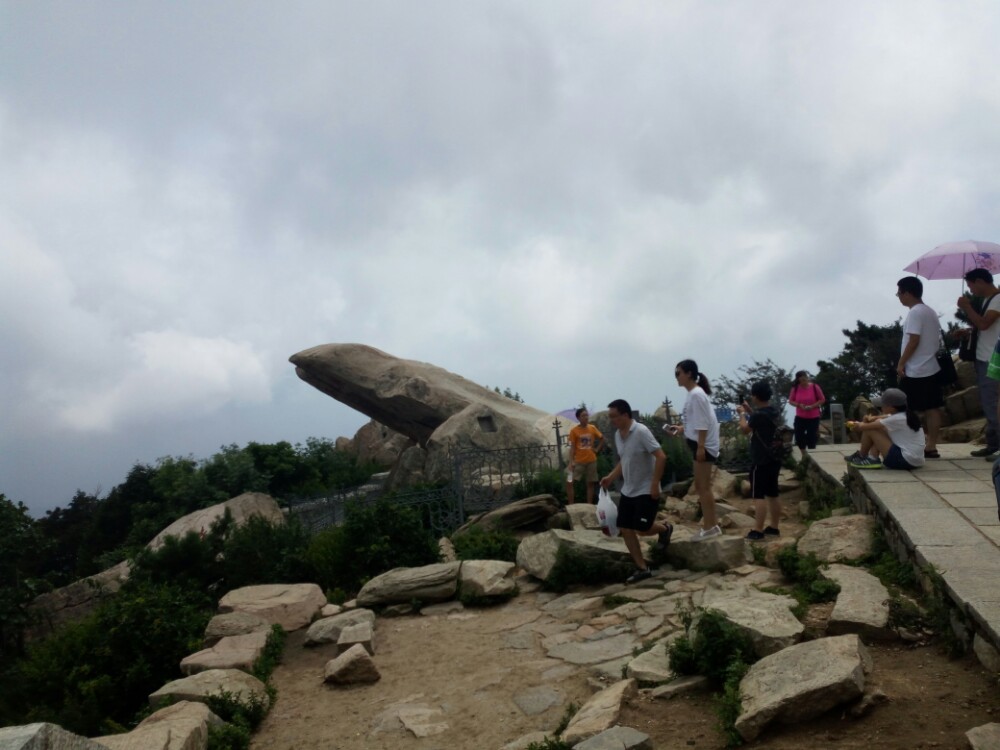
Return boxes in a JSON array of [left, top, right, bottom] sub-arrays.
[[843, 451, 862, 463], [763, 526, 781, 537], [690, 525, 722, 542], [626, 568, 652, 584], [655, 523, 674, 551], [746, 529, 766, 541], [849, 455, 882, 469], [972, 447, 999, 458]]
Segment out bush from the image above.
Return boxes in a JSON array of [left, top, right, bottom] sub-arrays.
[[775, 546, 840, 604], [514, 467, 566, 502], [223, 516, 310, 589], [304, 498, 439, 595], [251, 625, 286, 683], [544, 546, 632, 593], [207, 722, 252, 750], [716, 658, 749, 748], [661, 434, 693, 482], [204, 688, 271, 732], [451, 526, 519, 562], [668, 609, 757, 685]]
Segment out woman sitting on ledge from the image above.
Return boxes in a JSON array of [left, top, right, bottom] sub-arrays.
[[845, 388, 926, 470]]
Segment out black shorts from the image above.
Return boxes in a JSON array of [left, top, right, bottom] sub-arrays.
[[686, 439, 718, 463], [900, 374, 944, 411], [749, 462, 780, 499], [617, 493, 659, 532]]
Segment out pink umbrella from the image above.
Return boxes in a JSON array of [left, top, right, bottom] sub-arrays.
[[904, 240, 1000, 279]]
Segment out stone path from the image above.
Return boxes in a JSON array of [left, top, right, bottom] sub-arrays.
[[810, 444, 1000, 662]]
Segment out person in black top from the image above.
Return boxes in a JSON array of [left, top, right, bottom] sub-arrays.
[[737, 381, 782, 541]]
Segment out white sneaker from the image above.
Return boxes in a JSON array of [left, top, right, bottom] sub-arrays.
[[691, 525, 721, 542]]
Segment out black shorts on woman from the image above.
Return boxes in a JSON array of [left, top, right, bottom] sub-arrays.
[[685, 438, 717, 463]]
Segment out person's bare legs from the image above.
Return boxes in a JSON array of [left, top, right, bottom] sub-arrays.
[[924, 408, 942, 452], [620, 529, 647, 570], [866, 431, 893, 460], [859, 431, 875, 456], [585, 480, 596, 505], [694, 461, 717, 530]]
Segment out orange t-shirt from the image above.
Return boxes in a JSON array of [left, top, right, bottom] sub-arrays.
[[569, 424, 603, 464]]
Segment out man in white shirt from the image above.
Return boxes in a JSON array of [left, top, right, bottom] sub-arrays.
[[958, 268, 1000, 458], [896, 276, 943, 457]]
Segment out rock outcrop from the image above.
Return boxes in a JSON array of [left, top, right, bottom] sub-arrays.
[[94, 701, 223, 750], [217, 584, 326, 631], [289, 343, 573, 486], [797, 515, 876, 563], [148, 492, 284, 550], [0, 723, 108, 749]]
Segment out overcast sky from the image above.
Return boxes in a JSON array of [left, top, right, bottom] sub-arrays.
[[3, 1, 999, 516]]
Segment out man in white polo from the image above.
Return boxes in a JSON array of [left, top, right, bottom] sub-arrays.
[[896, 276, 943, 458], [958, 268, 1000, 458]]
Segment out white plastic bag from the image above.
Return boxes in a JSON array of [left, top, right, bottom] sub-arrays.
[[596, 487, 619, 537]]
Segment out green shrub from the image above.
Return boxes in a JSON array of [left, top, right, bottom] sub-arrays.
[[251, 625, 286, 683], [668, 609, 757, 685], [207, 721, 251, 750], [716, 658, 749, 748], [526, 737, 573, 750], [451, 526, 519, 562], [204, 688, 271, 732], [514, 467, 566, 501], [1, 579, 212, 736], [304, 499, 439, 595], [222, 516, 310, 589], [661, 434, 693, 482], [775, 546, 840, 604]]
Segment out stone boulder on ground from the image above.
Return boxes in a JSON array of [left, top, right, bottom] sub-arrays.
[[573, 727, 652, 750], [455, 495, 562, 534], [180, 630, 270, 675], [324, 643, 381, 685], [566, 503, 602, 531], [304, 609, 377, 647], [967, 723, 1000, 749], [516, 529, 632, 583], [735, 634, 872, 742], [458, 560, 517, 599], [289, 343, 573, 487], [666, 531, 749, 572], [148, 492, 284, 551], [561, 679, 637, 745], [0, 723, 108, 749], [349, 419, 414, 466], [356, 562, 462, 607], [217, 583, 326, 632], [149, 668, 270, 710], [94, 701, 223, 750], [27, 561, 130, 638], [796, 515, 876, 563], [699, 583, 804, 657], [202, 611, 271, 647], [820, 563, 892, 640]]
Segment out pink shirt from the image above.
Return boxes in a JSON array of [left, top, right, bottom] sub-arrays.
[[789, 382, 825, 419]]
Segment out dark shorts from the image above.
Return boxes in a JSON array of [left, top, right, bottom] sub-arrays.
[[686, 439, 718, 463], [793, 416, 820, 450], [749, 461, 780, 498], [883, 444, 917, 470], [900, 374, 944, 411], [617, 493, 659, 532]]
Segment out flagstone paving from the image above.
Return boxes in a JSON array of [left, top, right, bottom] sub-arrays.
[[809, 444, 1000, 652]]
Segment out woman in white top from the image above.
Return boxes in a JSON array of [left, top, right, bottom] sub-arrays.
[[846, 388, 926, 470], [666, 359, 722, 540]]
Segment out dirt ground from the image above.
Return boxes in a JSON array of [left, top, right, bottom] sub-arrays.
[[250, 486, 1000, 750]]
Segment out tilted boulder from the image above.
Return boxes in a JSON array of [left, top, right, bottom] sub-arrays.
[[516, 529, 632, 583], [304, 608, 377, 647], [148, 492, 284, 551], [217, 583, 326, 631], [566, 503, 602, 531], [735, 634, 872, 742], [458, 560, 517, 599], [666, 532, 750, 572], [337, 621, 375, 655], [797, 515, 876, 563], [289, 344, 572, 486], [149, 668, 270, 710], [94, 700, 223, 750], [356, 562, 462, 607]]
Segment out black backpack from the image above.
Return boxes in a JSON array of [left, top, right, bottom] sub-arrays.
[[754, 415, 794, 464]]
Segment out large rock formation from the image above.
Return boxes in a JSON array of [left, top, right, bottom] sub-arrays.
[[289, 344, 572, 485]]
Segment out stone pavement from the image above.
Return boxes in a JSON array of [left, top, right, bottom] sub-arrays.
[[809, 443, 1000, 659]]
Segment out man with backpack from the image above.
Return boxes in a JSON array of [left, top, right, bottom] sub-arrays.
[[737, 381, 785, 541]]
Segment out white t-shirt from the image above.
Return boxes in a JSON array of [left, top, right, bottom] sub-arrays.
[[976, 295, 1000, 361], [901, 303, 942, 378], [882, 412, 925, 467], [682, 386, 720, 457]]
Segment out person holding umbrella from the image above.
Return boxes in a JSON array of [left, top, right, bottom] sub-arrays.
[[896, 276, 943, 458]]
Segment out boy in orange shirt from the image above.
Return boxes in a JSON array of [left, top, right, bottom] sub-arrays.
[[567, 407, 604, 504]]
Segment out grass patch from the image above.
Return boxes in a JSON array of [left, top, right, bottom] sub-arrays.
[[251, 625, 286, 683], [716, 658, 749, 748], [526, 738, 573, 750], [602, 594, 631, 609], [775, 545, 840, 606], [451, 526, 519, 563]]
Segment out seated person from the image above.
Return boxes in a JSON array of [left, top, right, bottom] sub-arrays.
[[846, 388, 925, 470]]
